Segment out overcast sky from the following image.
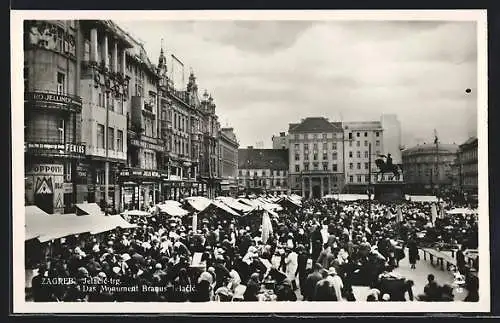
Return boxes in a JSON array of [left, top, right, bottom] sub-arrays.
[[116, 20, 478, 148]]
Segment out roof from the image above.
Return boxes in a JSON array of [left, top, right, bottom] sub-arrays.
[[402, 143, 459, 155], [344, 121, 383, 131], [459, 136, 478, 148], [238, 148, 289, 170], [288, 117, 343, 133]]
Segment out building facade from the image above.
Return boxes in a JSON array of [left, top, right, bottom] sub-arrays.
[[219, 127, 239, 196], [272, 132, 289, 150], [78, 20, 132, 212], [288, 117, 345, 198], [458, 137, 478, 196], [24, 20, 87, 214], [343, 121, 387, 194], [238, 148, 289, 196], [402, 143, 459, 195]]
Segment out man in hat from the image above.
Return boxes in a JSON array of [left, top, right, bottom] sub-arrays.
[[326, 267, 344, 301], [304, 263, 323, 301]]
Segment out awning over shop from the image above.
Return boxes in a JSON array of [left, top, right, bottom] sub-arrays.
[[446, 207, 477, 215], [211, 200, 241, 217], [156, 200, 189, 217], [247, 204, 279, 218], [406, 195, 439, 203], [75, 202, 104, 216], [25, 206, 137, 242], [277, 196, 302, 208]]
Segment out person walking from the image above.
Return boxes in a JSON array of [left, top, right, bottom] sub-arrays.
[[408, 237, 419, 270]]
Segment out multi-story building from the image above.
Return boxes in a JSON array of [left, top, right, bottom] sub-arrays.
[[238, 147, 289, 196], [402, 142, 459, 194], [118, 37, 164, 210], [343, 121, 386, 193], [458, 136, 478, 196], [288, 117, 344, 198], [24, 20, 87, 214], [199, 91, 221, 199], [272, 132, 289, 150], [219, 127, 239, 196], [79, 20, 132, 212]]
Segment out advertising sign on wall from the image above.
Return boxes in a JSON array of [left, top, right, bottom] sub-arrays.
[[26, 163, 65, 213]]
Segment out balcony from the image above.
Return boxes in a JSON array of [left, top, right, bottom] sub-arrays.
[[25, 90, 82, 113]]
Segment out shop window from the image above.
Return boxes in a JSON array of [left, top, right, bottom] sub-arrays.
[[58, 119, 65, 143]]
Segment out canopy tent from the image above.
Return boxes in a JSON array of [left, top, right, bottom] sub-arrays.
[[406, 195, 439, 203], [75, 203, 105, 216], [330, 194, 374, 201], [277, 196, 302, 208], [237, 198, 259, 208], [210, 200, 241, 217], [121, 210, 152, 217], [446, 207, 478, 215], [184, 196, 213, 212], [216, 196, 253, 213], [25, 206, 137, 242], [156, 200, 189, 217], [247, 204, 279, 218], [255, 197, 283, 211]]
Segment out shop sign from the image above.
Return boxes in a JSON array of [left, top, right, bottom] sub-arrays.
[[25, 91, 82, 108], [28, 164, 64, 176], [25, 142, 86, 155], [63, 182, 73, 193], [130, 138, 165, 152]]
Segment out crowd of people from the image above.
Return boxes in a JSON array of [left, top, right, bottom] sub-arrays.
[[27, 196, 479, 303]]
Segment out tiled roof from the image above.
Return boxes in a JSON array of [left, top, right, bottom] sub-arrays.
[[238, 149, 289, 170], [288, 117, 343, 133]]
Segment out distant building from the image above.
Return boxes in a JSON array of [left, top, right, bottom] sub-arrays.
[[238, 147, 289, 196], [343, 121, 386, 194], [402, 143, 459, 194], [288, 117, 345, 198], [458, 136, 478, 196], [272, 132, 289, 149], [219, 127, 239, 196]]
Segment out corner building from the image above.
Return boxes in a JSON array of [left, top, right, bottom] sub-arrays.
[[24, 20, 86, 214], [288, 117, 345, 198]]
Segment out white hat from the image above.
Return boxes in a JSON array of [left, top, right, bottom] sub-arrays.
[[328, 267, 337, 275], [121, 253, 131, 262], [155, 263, 162, 269], [382, 294, 391, 301], [112, 267, 121, 274]]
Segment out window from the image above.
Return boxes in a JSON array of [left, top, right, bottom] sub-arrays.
[[323, 142, 327, 149], [376, 140, 380, 146], [357, 163, 361, 169], [348, 133, 352, 140], [304, 144, 309, 150], [332, 152, 337, 160], [313, 162, 319, 170], [357, 132, 360, 137], [304, 163, 309, 171], [322, 152, 328, 160], [349, 141, 353, 147], [364, 132, 368, 137], [313, 143, 318, 150], [365, 162, 369, 169], [97, 123, 105, 149], [365, 151, 369, 158], [364, 140, 368, 147], [313, 153, 318, 161], [332, 164, 338, 172], [58, 119, 65, 143], [323, 163, 328, 171], [356, 141, 360, 147], [349, 163, 353, 170], [313, 134, 317, 139], [24, 67, 29, 91], [294, 134, 299, 140], [295, 165, 300, 172], [322, 133, 327, 139], [108, 127, 114, 150], [304, 153, 309, 161], [295, 154, 300, 161], [365, 175, 370, 182], [376, 132, 380, 137], [349, 175, 353, 183], [57, 72, 65, 94], [332, 142, 337, 150], [84, 40, 90, 61], [117, 130, 123, 152], [357, 151, 361, 158], [349, 151, 353, 158], [294, 144, 299, 150], [357, 175, 362, 182]]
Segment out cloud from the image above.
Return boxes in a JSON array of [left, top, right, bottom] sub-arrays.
[[116, 19, 479, 148]]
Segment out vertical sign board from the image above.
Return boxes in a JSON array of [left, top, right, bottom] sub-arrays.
[[26, 164, 65, 213]]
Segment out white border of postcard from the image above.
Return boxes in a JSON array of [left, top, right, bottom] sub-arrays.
[[11, 9, 489, 313]]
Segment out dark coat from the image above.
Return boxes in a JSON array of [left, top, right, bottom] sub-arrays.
[[408, 240, 419, 265]]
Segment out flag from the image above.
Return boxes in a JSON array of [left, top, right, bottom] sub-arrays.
[[431, 203, 438, 224], [396, 205, 403, 223], [261, 211, 273, 244], [192, 212, 198, 233]]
